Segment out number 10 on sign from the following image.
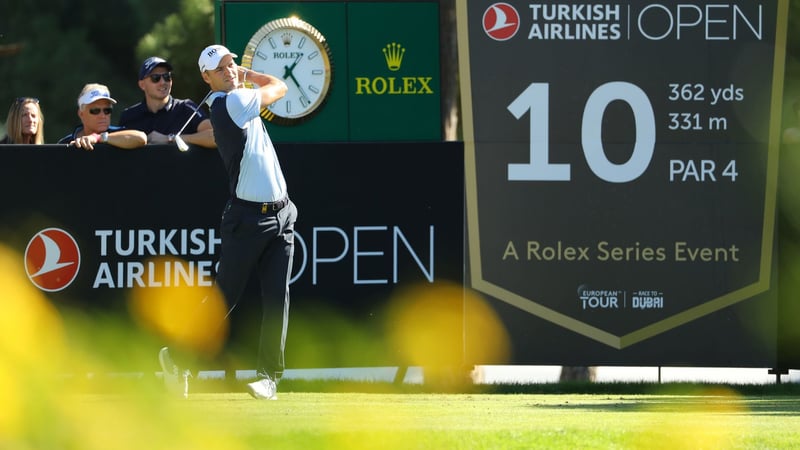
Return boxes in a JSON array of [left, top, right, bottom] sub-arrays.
[[507, 82, 739, 184], [508, 82, 656, 183]]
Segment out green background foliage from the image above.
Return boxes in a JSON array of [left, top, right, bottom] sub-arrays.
[[0, 0, 214, 143]]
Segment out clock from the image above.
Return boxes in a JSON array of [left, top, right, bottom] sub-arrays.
[[241, 17, 333, 126]]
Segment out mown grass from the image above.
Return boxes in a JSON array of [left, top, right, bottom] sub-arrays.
[[272, 377, 800, 397], [35, 378, 798, 450], [80, 388, 800, 450]]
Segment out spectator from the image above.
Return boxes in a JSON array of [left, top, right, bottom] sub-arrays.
[[1, 97, 44, 144], [58, 83, 147, 150], [120, 57, 215, 148]]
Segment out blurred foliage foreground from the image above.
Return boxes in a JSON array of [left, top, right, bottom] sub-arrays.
[[0, 239, 517, 449]]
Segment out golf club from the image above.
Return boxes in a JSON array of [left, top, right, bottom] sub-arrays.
[[174, 91, 213, 152]]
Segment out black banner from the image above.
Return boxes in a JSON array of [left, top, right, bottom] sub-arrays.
[[0, 143, 464, 369]]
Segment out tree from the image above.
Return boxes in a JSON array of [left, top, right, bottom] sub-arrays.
[[135, 0, 215, 104], [0, 0, 184, 143]]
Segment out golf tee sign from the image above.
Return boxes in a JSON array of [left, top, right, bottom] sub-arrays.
[[458, 1, 788, 349]]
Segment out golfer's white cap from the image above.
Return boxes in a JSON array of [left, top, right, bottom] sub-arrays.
[[198, 44, 238, 72]]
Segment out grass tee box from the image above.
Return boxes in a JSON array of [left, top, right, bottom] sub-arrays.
[[18, 385, 800, 449]]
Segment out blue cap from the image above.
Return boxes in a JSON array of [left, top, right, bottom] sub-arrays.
[[139, 57, 173, 80]]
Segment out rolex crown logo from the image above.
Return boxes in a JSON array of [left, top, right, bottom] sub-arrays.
[[382, 42, 405, 72], [282, 32, 293, 46]]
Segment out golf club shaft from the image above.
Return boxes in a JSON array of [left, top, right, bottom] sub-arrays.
[[175, 91, 213, 137]]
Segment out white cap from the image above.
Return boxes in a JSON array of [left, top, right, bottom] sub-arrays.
[[198, 44, 238, 72], [77, 86, 117, 107]]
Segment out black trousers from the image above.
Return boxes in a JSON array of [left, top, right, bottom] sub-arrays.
[[216, 198, 297, 381]]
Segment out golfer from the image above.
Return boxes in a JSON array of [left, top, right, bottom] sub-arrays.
[[159, 44, 297, 400]]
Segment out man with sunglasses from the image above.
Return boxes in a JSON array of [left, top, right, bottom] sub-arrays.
[[119, 57, 215, 149], [58, 83, 147, 150]]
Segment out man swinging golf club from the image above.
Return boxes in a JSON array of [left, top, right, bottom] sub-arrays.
[[159, 44, 298, 400]]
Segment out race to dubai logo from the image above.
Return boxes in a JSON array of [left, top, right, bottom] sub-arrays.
[[483, 2, 520, 41], [25, 228, 81, 292]]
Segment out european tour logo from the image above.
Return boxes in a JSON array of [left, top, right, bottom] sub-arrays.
[[25, 228, 81, 292], [483, 3, 520, 41]]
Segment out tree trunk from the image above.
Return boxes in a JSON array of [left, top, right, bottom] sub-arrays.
[[439, 0, 459, 141], [559, 366, 597, 382]]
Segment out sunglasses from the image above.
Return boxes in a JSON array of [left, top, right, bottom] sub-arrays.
[[148, 73, 172, 83], [88, 107, 113, 115], [16, 97, 39, 104]]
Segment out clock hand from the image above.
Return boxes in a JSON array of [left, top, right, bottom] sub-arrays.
[[287, 72, 312, 107], [282, 54, 303, 80], [281, 53, 311, 106], [282, 64, 295, 80]]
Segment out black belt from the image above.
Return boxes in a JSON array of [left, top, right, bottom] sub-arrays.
[[231, 197, 288, 214]]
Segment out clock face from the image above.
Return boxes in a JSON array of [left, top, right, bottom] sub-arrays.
[[241, 17, 333, 126]]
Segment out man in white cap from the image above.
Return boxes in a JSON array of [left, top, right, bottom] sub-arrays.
[[158, 44, 296, 400], [58, 83, 147, 149]]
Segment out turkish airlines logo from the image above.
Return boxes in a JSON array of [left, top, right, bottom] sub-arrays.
[[25, 228, 81, 292], [483, 3, 520, 41]]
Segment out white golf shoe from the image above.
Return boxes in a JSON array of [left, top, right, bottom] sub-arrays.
[[247, 378, 278, 400], [159, 347, 190, 398]]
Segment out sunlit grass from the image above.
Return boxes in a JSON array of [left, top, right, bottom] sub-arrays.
[[56, 391, 800, 450], [2, 241, 799, 449]]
